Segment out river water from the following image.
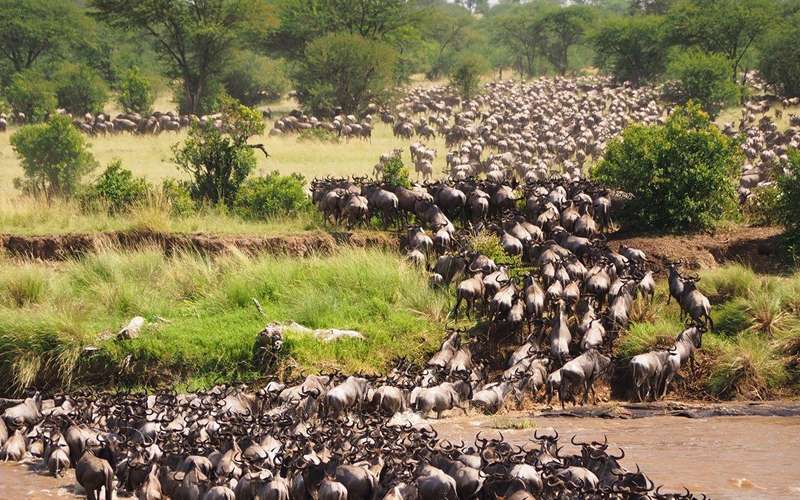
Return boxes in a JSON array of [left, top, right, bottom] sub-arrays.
[[1, 414, 799, 499]]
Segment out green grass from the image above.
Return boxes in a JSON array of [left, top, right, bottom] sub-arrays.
[[617, 265, 800, 399], [0, 247, 449, 393], [0, 119, 448, 197]]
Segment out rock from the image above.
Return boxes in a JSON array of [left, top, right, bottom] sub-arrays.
[[117, 316, 146, 340]]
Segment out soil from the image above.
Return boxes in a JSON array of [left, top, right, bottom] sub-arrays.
[[0, 229, 397, 260], [607, 225, 785, 273], [0, 226, 786, 271]]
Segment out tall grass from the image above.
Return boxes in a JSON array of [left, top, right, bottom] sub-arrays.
[[0, 247, 449, 392]]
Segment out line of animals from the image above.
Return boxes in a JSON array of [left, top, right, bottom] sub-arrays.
[[310, 174, 714, 413], [0, 385, 705, 499]]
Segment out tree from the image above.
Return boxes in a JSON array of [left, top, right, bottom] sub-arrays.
[[293, 32, 397, 116], [538, 6, 593, 75], [490, 4, 546, 78], [449, 52, 488, 101], [592, 15, 668, 85], [592, 103, 741, 232], [221, 51, 289, 106], [10, 115, 98, 200], [173, 97, 265, 206], [117, 67, 156, 115], [0, 0, 82, 73], [266, 0, 419, 59], [777, 150, 800, 263], [630, 0, 675, 13], [664, 49, 739, 118], [758, 14, 800, 97], [5, 70, 57, 123], [666, 0, 777, 83], [419, 3, 478, 79], [53, 63, 110, 116], [91, 0, 275, 115]]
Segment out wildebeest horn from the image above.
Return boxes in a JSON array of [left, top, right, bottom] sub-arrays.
[[610, 447, 625, 460]]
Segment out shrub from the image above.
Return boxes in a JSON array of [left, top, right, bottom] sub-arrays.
[[663, 50, 738, 118], [468, 231, 522, 269], [10, 115, 97, 199], [160, 178, 195, 216], [5, 70, 57, 123], [449, 52, 488, 101], [117, 67, 155, 115], [233, 171, 310, 220], [53, 63, 109, 116], [381, 157, 411, 189], [80, 160, 151, 214], [758, 14, 800, 97], [297, 127, 340, 143], [222, 52, 289, 106], [173, 98, 264, 206], [777, 150, 800, 263], [592, 103, 741, 232], [293, 32, 397, 116], [742, 184, 782, 226]]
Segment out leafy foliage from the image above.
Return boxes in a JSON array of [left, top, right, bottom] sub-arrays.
[[0, 0, 82, 72], [758, 13, 800, 97], [537, 5, 594, 75], [592, 103, 741, 232], [80, 160, 151, 214], [10, 115, 98, 199], [222, 52, 289, 106], [172, 98, 265, 206], [117, 67, 155, 115], [53, 63, 109, 115], [160, 179, 196, 217], [777, 150, 800, 263], [381, 157, 411, 189], [91, 0, 275, 114], [5, 70, 57, 123], [592, 15, 668, 85], [293, 32, 397, 116], [449, 52, 488, 101], [233, 171, 311, 220], [664, 49, 739, 118]]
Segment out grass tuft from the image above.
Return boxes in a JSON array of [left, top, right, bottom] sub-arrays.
[[707, 332, 788, 400], [699, 264, 760, 303]]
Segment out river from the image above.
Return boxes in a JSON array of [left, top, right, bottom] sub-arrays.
[[1, 413, 799, 499]]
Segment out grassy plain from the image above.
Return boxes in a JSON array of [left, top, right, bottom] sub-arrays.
[[0, 247, 450, 392]]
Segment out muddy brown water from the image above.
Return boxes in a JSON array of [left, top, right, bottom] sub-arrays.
[[1, 414, 798, 499]]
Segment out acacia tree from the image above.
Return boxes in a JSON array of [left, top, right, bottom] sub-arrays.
[[666, 0, 777, 83], [0, 0, 82, 73], [538, 6, 593, 75], [91, 0, 275, 114], [490, 4, 545, 78], [592, 15, 668, 85]]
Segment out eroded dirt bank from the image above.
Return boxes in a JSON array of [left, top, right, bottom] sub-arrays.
[[0, 226, 785, 271], [0, 230, 397, 260]]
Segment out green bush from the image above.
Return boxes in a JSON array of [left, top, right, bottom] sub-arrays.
[[758, 14, 800, 97], [80, 160, 151, 214], [5, 70, 57, 123], [293, 32, 397, 116], [381, 157, 411, 189], [592, 103, 741, 232], [222, 52, 289, 106], [53, 63, 109, 116], [173, 98, 264, 206], [777, 150, 800, 263], [449, 52, 488, 101], [233, 171, 310, 220], [10, 115, 97, 199], [663, 49, 738, 118], [160, 178, 195, 216], [742, 184, 782, 227], [117, 67, 155, 115]]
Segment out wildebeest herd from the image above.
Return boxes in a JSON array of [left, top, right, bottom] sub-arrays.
[[0, 382, 705, 499]]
